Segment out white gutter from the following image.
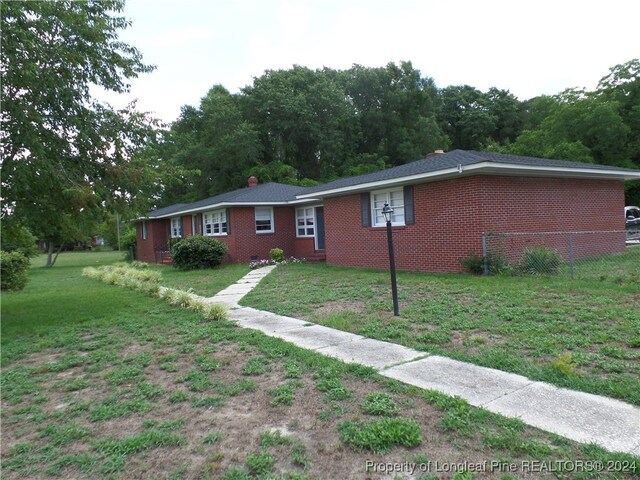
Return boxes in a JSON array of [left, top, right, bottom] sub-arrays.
[[295, 162, 640, 199], [146, 198, 322, 220]]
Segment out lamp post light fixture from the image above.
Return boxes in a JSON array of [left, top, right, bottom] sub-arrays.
[[381, 202, 400, 316]]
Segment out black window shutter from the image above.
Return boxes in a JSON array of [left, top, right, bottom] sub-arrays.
[[226, 209, 231, 234], [361, 192, 371, 227], [404, 185, 415, 225]]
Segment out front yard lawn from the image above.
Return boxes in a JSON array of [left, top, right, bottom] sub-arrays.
[[149, 263, 250, 297], [3, 253, 637, 478], [241, 258, 640, 406]]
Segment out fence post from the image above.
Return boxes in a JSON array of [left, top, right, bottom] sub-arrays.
[[568, 232, 575, 280], [482, 232, 489, 275]]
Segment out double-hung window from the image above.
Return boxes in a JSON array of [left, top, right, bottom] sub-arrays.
[[255, 207, 274, 233], [372, 189, 405, 227], [203, 210, 227, 236], [141, 221, 147, 240], [296, 207, 315, 237], [170, 217, 183, 238]]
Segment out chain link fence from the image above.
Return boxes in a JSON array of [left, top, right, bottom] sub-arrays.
[[480, 230, 640, 280]]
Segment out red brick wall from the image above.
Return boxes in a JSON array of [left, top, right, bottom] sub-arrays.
[[183, 215, 193, 237], [223, 206, 297, 262], [324, 176, 625, 273], [294, 237, 316, 258], [136, 219, 170, 262], [136, 207, 299, 265]]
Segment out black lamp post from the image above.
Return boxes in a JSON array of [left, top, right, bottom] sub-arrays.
[[381, 202, 399, 316]]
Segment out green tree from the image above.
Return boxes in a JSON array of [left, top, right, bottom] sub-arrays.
[[438, 85, 497, 150], [340, 62, 447, 168], [166, 85, 262, 201], [0, 216, 39, 257], [242, 65, 356, 180], [485, 87, 524, 145], [1, 0, 163, 266]]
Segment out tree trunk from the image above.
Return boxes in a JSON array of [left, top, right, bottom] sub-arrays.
[[46, 242, 64, 267], [46, 242, 54, 267]]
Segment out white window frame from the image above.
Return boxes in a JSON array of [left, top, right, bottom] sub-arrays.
[[255, 207, 274, 233], [296, 207, 315, 238], [203, 209, 228, 236], [192, 214, 197, 235], [371, 188, 405, 227], [141, 220, 147, 240], [170, 217, 183, 238]]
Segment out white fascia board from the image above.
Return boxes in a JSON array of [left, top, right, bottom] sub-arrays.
[[295, 162, 640, 199], [287, 198, 322, 205], [465, 161, 640, 179], [295, 167, 462, 199], [149, 200, 314, 219], [151, 202, 286, 219]]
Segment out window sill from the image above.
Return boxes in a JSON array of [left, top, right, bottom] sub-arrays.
[[256, 231, 275, 235], [370, 225, 406, 231]]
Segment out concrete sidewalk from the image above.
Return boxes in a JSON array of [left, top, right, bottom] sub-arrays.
[[207, 266, 640, 456]]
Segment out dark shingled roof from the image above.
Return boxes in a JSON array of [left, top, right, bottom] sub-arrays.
[[299, 150, 640, 196], [146, 150, 640, 218], [147, 183, 313, 218]]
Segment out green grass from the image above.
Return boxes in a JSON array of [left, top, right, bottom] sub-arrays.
[[148, 263, 250, 297], [338, 417, 422, 453], [268, 380, 304, 406], [241, 261, 640, 405], [360, 392, 398, 416], [1, 251, 131, 342], [242, 356, 272, 375], [2, 250, 638, 479]]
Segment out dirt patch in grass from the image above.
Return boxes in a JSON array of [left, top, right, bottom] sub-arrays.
[[312, 300, 368, 316], [4, 328, 637, 480]]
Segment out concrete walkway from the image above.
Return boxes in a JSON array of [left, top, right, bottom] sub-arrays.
[[207, 266, 640, 456]]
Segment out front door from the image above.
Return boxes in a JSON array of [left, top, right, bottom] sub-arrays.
[[315, 206, 325, 251]]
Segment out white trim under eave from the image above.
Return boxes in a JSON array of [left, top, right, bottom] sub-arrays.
[[147, 200, 315, 220], [295, 162, 640, 199]]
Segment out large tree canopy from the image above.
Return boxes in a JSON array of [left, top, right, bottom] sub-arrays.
[[161, 59, 639, 206], [1, 0, 165, 266], [506, 60, 640, 203]]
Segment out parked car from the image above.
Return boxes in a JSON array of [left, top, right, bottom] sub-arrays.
[[625, 206, 640, 229]]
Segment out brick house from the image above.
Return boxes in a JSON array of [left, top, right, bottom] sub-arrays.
[[135, 177, 325, 264], [136, 150, 640, 272]]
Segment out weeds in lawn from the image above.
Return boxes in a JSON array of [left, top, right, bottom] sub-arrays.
[[194, 355, 220, 372], [94, 429, 186, 457], [361, 392, 399, 416], [268, 381, 304, 406], [552, 352, 578, 376], [245, 450, 275, 476], [316, 377, 351, 401], [203, 431, 223, 445], [176, 370, 213, 392], [40, 422, 90, 446], [168, 390, 189, 403], [338, 417, 422, 453], [242, 357, 271, 375], [260, 430, 293, 448]]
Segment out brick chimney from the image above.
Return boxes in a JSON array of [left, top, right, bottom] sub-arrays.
[[248, 176, 258, 188], [426, 149, 445, 158]]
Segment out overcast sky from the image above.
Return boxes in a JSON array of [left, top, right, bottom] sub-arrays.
[[103, 0, 640, 124]]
